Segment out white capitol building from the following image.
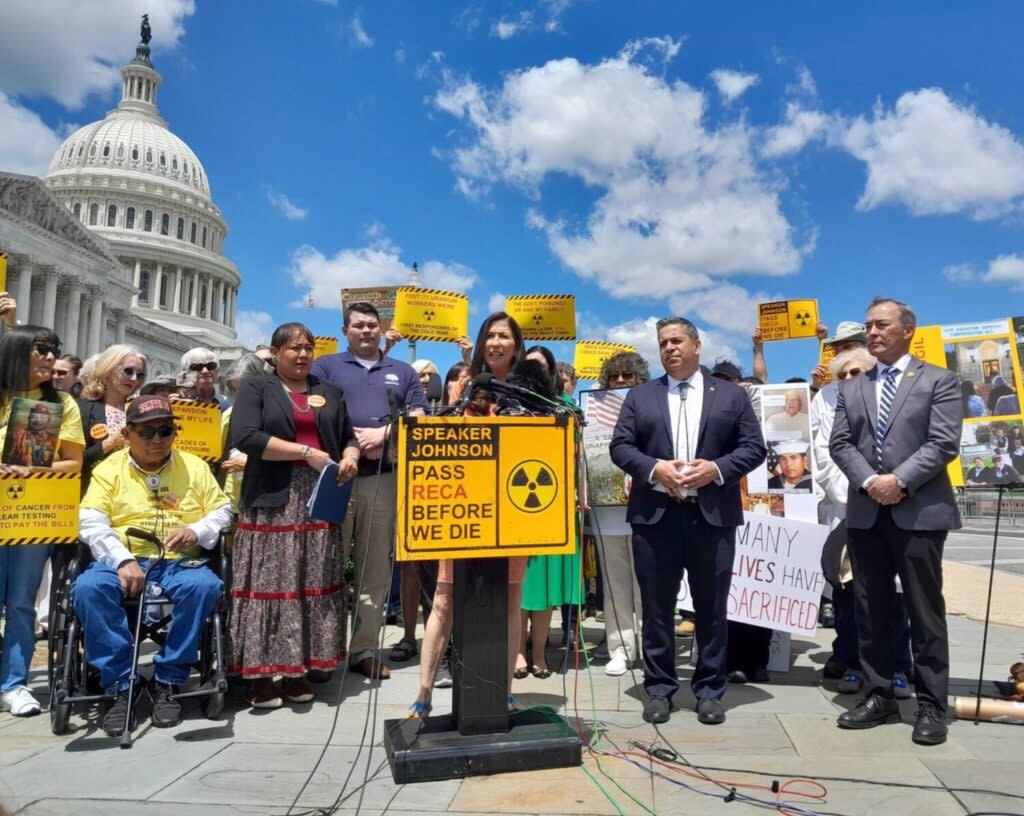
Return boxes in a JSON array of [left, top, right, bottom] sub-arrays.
[[0, 19, 245, 376]]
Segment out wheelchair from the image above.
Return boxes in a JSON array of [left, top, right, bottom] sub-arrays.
[[47, 527, 230, 747]]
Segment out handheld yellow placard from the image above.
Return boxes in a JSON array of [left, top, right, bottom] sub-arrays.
[[396, 416, 577, 561], [573, 341, 636, 381], [506, 295, 576, 340], [0, 252, 7, 293], [911, 324, 965, 488], [313, 336, 338, 359], [758, 299, 820, 341], [169, 399, 223, 462], [818, 342, 837, 384], [0, 472, 80, 545], [393, 287, 469, 342], [341, 286, 398, 332]]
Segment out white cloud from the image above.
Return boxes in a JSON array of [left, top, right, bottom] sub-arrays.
[[349, 11, 374, 47], [0, 92, 64, 176], [0, 1, 194, 109], [289, 237, 478, 310], [983, 254, 1024, 287], [709, 69, 759, 103], [266, 190, 309, 221], [454, 5, 484, 33], [394, 47, 406, 64], [943, 262, 977, 284], [761, 102, 834, 157], [840, 89, 1024, 219], [668, 284, 778, 336], [492, 12, 533, 39], [488, 292, 507, 313], [435, 38, 805, 304], [235, 310, 276, 350]]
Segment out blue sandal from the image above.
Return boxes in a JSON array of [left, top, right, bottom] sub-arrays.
[[407, 700, 433, 719], [507, 695, 520, 712]]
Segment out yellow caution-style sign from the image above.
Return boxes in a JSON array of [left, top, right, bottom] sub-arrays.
[[573, 340, 637, 381], [313, 336, 338, 360], [0, 472, 80, 545], [169, 399, 223, 462], [758, 299, 820, 341], [506, 295, 576, 340], [396, 416, 577, 561], [393, 287, 469, 342], [0, 252, 7, 293], [817, 342, 837, 384]]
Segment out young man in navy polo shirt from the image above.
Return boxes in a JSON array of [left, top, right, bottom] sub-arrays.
[[311, 302, 428, 678]]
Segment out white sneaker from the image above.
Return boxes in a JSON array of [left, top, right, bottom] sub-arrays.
[[605, 650, 629, 677], [1, 686, 41, 717]]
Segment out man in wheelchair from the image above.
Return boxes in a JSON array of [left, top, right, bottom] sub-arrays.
[[75, 396, 232, 736]]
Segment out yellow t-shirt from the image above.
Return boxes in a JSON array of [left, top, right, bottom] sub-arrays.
[[81, 448, 230, 560], [0, 389, 86, 458]]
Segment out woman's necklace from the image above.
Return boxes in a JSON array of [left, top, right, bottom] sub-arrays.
[[281, 380, 312, 414]]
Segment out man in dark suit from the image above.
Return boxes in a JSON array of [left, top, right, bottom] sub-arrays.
[[610, 317, 765, 725], [830, 297, 963, 745]]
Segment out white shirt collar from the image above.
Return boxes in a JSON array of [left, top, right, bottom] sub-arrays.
[[667, 368, 702, 392], [880, 353, 913, 376]]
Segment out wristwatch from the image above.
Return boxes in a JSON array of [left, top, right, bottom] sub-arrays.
[[894, 475, 907, 491]]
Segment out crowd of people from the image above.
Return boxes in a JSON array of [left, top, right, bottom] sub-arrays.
[[0, 289, 992, 748]]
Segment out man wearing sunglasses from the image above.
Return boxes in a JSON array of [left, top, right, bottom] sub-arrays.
[[180, 348, 230, 411], [76, 396, 232, 736]]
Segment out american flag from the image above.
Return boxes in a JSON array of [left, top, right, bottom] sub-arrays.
[[306, 290, 315, 308], [587, 389, 626, 429]]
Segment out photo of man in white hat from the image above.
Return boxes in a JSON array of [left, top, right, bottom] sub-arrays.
[[768, 440, 813, 492]]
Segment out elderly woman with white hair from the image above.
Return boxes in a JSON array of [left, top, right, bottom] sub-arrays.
[[180, 347, 230, 410]]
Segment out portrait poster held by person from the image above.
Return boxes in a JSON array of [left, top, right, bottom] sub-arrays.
[[310, 303, 427, 680], [0, 323, 85, 717], [409, 312, 531, 718], [830, 297, 963, 746], [75, 396, 233, 735], [229, 323, 361, 708], [77, 345, 148, 495], [610, 317, 766, 726]]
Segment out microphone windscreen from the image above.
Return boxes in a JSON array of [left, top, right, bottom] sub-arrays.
[[426, 372, 444, 403], [473, 372, 496, 388], [508, 359, 558, 400]]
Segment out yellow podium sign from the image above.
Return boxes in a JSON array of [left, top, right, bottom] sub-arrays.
[[0, 472, 80, 545], [396, 416, 577, 561], [393, 287, 469, 342], [506, 295, 576, 340], [170, 399, 223, 462], [313, 336, 338, 359], [573, 341, 636, 381], [758, 299, 819, 341]]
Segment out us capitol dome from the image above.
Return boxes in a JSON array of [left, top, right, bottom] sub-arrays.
[[0, 16, 244, 376]]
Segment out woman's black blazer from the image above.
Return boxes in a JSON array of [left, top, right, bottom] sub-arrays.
[[229, 373, 358, 509], [77, 398, 113, 495]]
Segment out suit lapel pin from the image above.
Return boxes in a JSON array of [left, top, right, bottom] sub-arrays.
[[710, 385, 716, 391], [906, 371, 916, 378]]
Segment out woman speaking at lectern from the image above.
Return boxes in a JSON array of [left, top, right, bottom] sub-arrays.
[[409, 312, 529, 717]]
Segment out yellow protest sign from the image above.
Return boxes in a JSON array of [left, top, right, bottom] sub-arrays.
[[817, 342, 837, 384], [169, 399, 223, 462], [341, 286, 398, 332], [313, 336, 337, 359], [910, 325, 945, 368], [0, 472, 80, 545], [0, 253, 7, 293], [506, 295, 576, 340], [758, 299, 820, 341], [396, 416, 577, 561], [574, 341, 636, 381], [393, 287, 469, 342]]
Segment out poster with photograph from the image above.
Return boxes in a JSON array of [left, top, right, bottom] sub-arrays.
[[580, 387, 630, 507], [1, 397, 64, 468]]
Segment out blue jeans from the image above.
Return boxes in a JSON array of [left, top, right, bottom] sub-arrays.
[[0, 543, 53, 691], [72, 558, 222, 690]]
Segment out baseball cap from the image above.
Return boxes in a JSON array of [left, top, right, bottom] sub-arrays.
[[126, 396, 175, 424], [823, 321, 866, 346]]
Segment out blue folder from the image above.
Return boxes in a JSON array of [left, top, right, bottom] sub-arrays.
[[305, 462, 354, 523]]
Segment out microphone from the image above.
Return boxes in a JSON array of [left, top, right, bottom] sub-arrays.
[[425, 372, 444, 413], [475, 371, 568, 417], [386, 386, 399, 423]]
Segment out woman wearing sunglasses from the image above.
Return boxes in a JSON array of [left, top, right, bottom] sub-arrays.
[[180, 348, 230, 411], [0, 325, 85, 716], [77, 344, 148, 495]]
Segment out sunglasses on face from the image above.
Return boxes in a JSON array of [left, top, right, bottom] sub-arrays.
[[33, 343, 62, 358], [132, 424, 175, 440], [837, 367, 864, 380], [189, 361, 218, 372], [121, 366, 146, 381]]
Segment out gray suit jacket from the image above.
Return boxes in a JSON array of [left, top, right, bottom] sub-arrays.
[[829, 358, 962, 531]]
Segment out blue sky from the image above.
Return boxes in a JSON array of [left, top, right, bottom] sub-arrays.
[[4, 1, 1024, 384]]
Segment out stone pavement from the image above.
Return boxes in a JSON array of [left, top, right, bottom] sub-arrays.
[[2, 578, 1023, 816]]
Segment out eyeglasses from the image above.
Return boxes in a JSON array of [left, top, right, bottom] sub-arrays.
[[189, 361, 218, 372], [121, 366, 146, 381], [33, 343, 62, 358], [132, 425, 175, 440], [836, 367, 864, 380]]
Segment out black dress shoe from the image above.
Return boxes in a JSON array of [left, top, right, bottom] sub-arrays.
[[752, 668, 770, 683], [912, 702, 948, 745], [823, 657, 845, 679], [837, 694, 900, 729], [642, 696, 671, 724], [696, 698, 726, 725], [727, 669, 749, 684]]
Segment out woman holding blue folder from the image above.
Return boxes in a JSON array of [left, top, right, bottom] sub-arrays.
[[228, 322, 360, 710]]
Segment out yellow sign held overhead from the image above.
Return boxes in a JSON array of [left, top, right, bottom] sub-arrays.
[[506, 295, 576, 340], [396, 416, 577, 561], [0, 252, 7, 293], [341, 286, 398, 332], [573, 340, 636, 381], [313, 336, 338, 359], [169, 399, 223, 462], [393, 287, 469, 342], [758, 299, 820, 341], [817, 342, 837, 384], [0, 472, 80, 545]]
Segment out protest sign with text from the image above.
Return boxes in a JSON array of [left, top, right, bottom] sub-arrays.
[[313, 336, 338, 360], [573, 341, 636, 381], [393, 287, 469, 342], [0, 472, 80, 545], [506, 295, 576, 340], [169, 399, 223, 462], [758, 299, 819, 341], [341, 286, 398, 332]]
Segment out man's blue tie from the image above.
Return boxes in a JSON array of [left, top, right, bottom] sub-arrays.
[[875, 367, 899, 471]]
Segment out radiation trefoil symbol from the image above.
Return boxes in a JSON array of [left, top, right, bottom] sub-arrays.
[[6, 483, 25, 501], [507, 460, 558, 514], [794, 311, 812, 327]]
